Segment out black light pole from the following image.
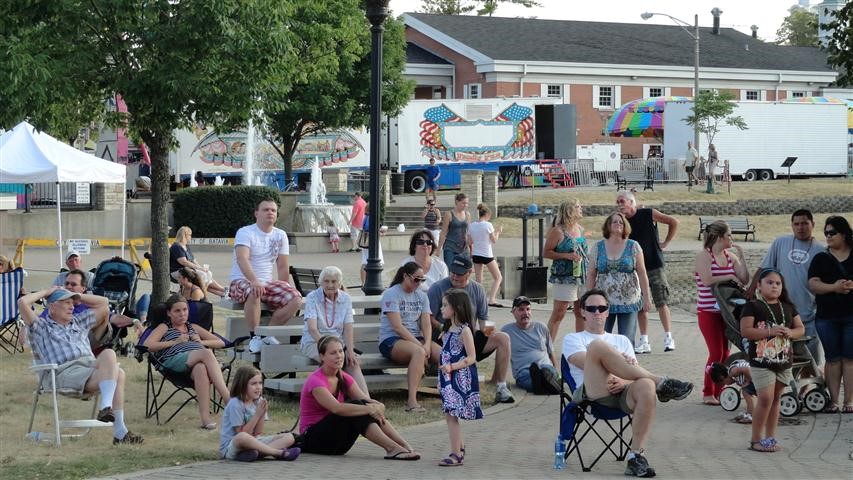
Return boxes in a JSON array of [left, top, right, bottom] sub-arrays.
[[363, 0, 389, 296]]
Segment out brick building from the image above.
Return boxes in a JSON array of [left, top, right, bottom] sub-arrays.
[[401, 12, 838, 158]]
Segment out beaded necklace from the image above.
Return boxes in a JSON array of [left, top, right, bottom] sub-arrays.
[[759, 297, 786, 331], [323, 293, 337, 329]]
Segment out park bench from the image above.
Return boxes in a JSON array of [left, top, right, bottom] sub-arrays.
[[289, 266, 363, 296], [697, 217, 756, 242], [615, 170, 654, 191]]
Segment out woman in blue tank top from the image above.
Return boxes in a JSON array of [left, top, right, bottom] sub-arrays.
[[439, 193, 471, 266], [543, 199, 588, 340]]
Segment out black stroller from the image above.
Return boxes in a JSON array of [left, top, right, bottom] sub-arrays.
[[91, 256, 141, 355], [713, 281, 829, 416]]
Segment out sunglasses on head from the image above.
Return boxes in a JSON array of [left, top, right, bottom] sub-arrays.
[[415, 239, 434, 246], [583, 305, 608, 313], [408, 274, 426, 283], [824, 230, 838, 237]]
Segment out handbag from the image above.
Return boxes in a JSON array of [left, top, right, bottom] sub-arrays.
[[357, 230, 369, 249]]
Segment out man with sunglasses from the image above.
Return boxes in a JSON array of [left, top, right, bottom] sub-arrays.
[[563, 289, 693, 477], [428, 253, 515, 403], [760, 209, 825, 364]]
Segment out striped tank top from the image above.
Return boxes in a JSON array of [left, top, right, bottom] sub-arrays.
[[424, 209, 439, 230], [694, 250, 735, 312], [154, 324, 205, 364]]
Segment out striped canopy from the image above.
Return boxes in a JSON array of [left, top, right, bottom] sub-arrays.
[[604, 96, 692, 138], [785, 96, 853, 132]]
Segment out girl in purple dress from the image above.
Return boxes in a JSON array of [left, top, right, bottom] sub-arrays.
[[438, 289, 483, 467]]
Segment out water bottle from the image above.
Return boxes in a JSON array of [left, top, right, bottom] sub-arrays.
[[553, 434, 566, 470], [26, 431, 49, 444]]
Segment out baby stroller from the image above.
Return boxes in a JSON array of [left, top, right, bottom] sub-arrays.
[[713, 281, 829, 417], [91, 256, 141, 355]]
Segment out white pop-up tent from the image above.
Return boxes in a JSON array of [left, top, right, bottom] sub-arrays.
[[0, 121, 128, 267]]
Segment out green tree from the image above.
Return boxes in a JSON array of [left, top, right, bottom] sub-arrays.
[[0, 1, 297, 303], [823, 1, 853, 87], [683, 90, 748, 157], [262, 2, 414, 183], [776, 6, 818, 46], [419, 0, 540, 16]]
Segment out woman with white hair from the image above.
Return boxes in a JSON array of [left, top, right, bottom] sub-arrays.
[[170, 226, 227, 297], [299, 266, 369, 396]]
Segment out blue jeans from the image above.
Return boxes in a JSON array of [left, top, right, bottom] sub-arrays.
[[515, 362, 559, 392], [135, 294, 151, 321], [604, 311, 638, 348], [442, 248, 460, 268]]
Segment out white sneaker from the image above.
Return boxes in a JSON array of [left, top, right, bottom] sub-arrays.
[[634, 340, 652, 354], [663, 336, 676, 352], [248, 336, 263, 353], [262, 336, 280, 346]]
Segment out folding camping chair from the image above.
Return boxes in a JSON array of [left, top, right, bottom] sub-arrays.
[[0, 267, 25, 354], [27, 344, 113, 446], [135, 300, 247, 424], [559, 356, 633, 472]]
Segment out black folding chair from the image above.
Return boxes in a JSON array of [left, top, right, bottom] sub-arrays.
[[0, 268, 25, 354], [559, 356, 633, 472]]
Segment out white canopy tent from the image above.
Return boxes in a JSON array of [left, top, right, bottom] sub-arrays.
[[0, 121, 128, 267]]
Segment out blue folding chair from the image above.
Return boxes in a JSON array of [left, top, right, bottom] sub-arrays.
[[559, 356, 633, 472], [0, 267, 25, 354]]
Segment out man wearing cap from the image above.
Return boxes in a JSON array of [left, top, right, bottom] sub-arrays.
[[18, 286, 144, 445], [53, 251, 95, 289], [501, 296, 561, 394], [427, 253, 515, 403], [563, 289, 693, 477]]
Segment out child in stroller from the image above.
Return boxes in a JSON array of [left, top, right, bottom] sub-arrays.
[[90, 257, 147, 355], [709, 360, 756, 424]]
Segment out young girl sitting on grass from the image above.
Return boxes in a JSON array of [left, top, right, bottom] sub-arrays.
[[709, 360, 756, 424], [437, 289, 483, 467], [739, 269, 804, 452], [219, 366, 301, 462]]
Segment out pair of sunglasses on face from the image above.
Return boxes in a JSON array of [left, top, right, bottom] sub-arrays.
[[583, 305, 609, 313], [407, 274, 427, 283], [415, 239, 434, 246], [824, 229, 839, 237]]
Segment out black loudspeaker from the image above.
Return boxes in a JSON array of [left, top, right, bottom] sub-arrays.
[[535, 104, 576, 160]]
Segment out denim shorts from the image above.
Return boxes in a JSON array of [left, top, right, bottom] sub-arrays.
[[815, 314, 853, 362], [378, 336, 424, 360]]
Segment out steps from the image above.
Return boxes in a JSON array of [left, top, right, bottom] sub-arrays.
[[537, 159, 574, 188], [382, 205, 427, 228]]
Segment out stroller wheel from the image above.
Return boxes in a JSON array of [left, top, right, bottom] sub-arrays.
[[719, 386, 741, 412], [804, 389, 828, 413], [779, 392, 801, 417]]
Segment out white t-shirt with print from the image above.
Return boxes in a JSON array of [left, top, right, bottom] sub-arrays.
[[229, 224, 289, 283]]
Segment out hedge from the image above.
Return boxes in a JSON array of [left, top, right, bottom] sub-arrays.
[[173, 185, 281, 237]]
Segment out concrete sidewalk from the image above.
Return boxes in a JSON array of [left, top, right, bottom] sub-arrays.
[[87, 304, 851, 480]]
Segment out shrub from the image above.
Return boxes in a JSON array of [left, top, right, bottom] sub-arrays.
[[173, 185, 281, 237]]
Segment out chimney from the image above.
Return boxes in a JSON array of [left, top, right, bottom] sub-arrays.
[[750, 25, 758, 38], [711, 7, 723, 35]]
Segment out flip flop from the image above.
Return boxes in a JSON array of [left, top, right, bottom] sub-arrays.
[[200, 422, 217, 430], [749, 438, 779, 453], [823, 404, 840, 413], [488, 303, 504, 308], [438, 452, 463, 466], [404, 405, 426, 413], [843, 405, 853, 414], [384, 451, 420, 461]]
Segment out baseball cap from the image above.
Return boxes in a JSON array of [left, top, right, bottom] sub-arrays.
[[512, 296, 531, 308], [46, 288, 81, 305], [449, 254, 473, 275], [66, 250, 80, 261]]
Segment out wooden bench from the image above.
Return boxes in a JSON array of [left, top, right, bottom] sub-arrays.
[[615, 170, 654, 191], [697, 217, 756, 242], [289, 266, 363, 296]]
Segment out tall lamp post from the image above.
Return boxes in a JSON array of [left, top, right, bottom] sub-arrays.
[[641, 12, 701, 168], [363, 0, 390, 296]]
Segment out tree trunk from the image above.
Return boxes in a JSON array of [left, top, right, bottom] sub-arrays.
[[147, 134, 172, 305]]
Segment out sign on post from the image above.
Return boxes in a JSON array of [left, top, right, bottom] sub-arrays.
[[67, 239, 91, 255], [75, 183, 91, 204]]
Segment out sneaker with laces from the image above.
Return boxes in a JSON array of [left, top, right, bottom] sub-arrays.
[[625, 453, 656, 477], [262, 336, 280, 346], [113, 431, 144, 445], [248, 336, 264, 353], [495, 384, 515, 403], [277, 447, 301, 461], [97, 406, 115, 423], [663, 336, 676, 352], [634, 340, 651, 354], [656, 377, 694, 402]]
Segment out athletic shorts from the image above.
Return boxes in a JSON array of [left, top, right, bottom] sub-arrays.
[[474, 330, 493, 361], [572, 381, 634, 414], [472, 255, 494, 265], [228, 279, 301, 310], [160, 352, 191, 373], [646, 267, 670, 307], [685, 166, 695, 174]]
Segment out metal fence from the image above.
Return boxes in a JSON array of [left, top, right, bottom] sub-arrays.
[[559, 158, 688, 187], [27, 182, 94, 210]]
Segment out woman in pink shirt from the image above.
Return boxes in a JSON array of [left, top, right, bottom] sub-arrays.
[[298, 336, 420, 460], [694, 221, 749, 404]]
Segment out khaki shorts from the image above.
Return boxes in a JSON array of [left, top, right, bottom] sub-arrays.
[[646, 267, 670, 307], [572, 382, 634, 414], [41, 356, 97, 394], [552, 280, 584, 302], [750, 366, 794, 391], [224, 434, 277, 460]]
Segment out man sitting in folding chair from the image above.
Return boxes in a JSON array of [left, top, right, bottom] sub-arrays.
[[19, 286, 144, 445], [562, 289, 693, 477]]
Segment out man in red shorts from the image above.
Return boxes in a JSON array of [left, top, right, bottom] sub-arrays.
[[229, 198, 303, 353]]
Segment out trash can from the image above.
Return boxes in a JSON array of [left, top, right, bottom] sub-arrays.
[[391, 172, 405, 195]]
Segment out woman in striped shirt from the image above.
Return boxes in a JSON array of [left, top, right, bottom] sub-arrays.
[[694, 221, 749, 405], [144, 294, 230, 429]]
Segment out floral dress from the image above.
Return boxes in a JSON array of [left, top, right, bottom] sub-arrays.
[[549, 226, 588, 285], [593, 239, 642, 314], [439, 325, 483, 420]]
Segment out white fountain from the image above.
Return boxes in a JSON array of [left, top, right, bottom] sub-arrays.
[[244, 118, 255, 186], [293, 157, 351, 234]]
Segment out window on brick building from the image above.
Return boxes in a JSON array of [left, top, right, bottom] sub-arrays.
[[464, 83, 481, 99], [546, 84, 562, 98], [791, 91, 806, 98], [648, 87, 663, 97], [745, 90, 759, 101], [597, 86, 613, 108]]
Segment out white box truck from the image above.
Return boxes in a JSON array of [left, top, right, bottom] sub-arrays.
[[663, 101, 848, 180]]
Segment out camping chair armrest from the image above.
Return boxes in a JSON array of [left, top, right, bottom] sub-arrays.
[[31, 363, 59, 372]]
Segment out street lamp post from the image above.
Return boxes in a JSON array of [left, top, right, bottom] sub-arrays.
[[641, 12, 701, 164], [363, 0, 390, 296]]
